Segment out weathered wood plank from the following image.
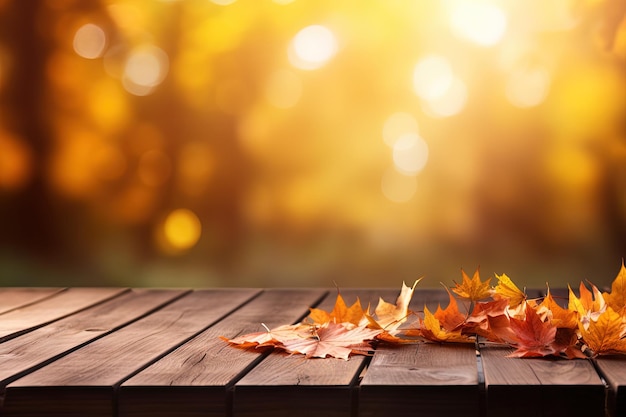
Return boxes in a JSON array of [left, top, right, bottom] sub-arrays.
[[594, 356, 626, 417], [480, 345, 605, 417], [0, 288, 127, 342], [360, 288, 480, 417], [232, 289, 398, 417], [0, 288, 65, 315], [118, 288, 328, 417], [0, 289, 186, 388], [360, 344, 479, 417], [1, 289, 260, 417]]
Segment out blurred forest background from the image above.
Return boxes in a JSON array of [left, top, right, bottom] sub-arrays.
[[0, 0, 625, 289]]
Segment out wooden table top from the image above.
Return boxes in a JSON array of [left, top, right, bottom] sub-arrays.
[[0, 286, 624, 417]]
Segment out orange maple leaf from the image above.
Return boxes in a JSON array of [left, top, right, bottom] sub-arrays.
[[602, 261, 626, 313], [493, 273, 526, 310], [464, 298, 515, 342], [507, 302, 557, 358], [420, 306, 473, 343], [452, 268, 492, 301], [308, 293, 365, 327], [434, 288, 467, 332], [579, 306, 626, 356], [569, 282, 606, 329], [537, 289, 578, 329], [281, 322, 382, 360]]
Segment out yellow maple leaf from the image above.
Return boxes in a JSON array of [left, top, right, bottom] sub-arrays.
[[493, 273, 526, 309], [579, 307, 626, 356], [451, 267, 492, 301], [420, 306, 473, 343], [602, 261, 626, 313]]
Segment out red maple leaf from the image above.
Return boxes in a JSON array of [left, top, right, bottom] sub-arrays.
[[507, 303, 557, 358]]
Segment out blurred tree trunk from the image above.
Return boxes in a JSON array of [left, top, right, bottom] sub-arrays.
[[0, 3, 57, 269]]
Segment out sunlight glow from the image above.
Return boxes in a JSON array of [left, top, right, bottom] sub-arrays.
[[73, 23, 107, 59], [163, 209, 202, 251], [122, 45, 169, 96], [392, 133, 429, 175], [413, 55, 454, 101], [289, 25, 338, 70], [422, 77, 468, 117], [449, 1, 507, 46]]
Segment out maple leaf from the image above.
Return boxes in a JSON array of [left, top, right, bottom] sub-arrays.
[[434, 288, 467, 331], [602, 261, 626, 313], [368, 279, 420, 331], [308, 293, 365, 327], [553, 328, 586, 359], [221, 323, 313, 348], [507, 302, 557, 358], [452, 268, 492, 301], [579, 306, 626, 356], [463, 299, 515, 343], [281, 322, 382, 360], [537, 289, 578, 329], [493, 273, 526, 309], [420, 306, 473, 343], [569, 282, 606, 330]]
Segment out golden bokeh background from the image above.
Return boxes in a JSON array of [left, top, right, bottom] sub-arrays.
[[0, 0, 625, 288]]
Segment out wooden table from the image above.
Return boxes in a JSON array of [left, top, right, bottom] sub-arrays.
[[0, 287, 624, 417]]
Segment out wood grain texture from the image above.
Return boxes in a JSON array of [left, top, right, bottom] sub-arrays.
[[0, 288, 127, 342], [0, 288, 65, 315], [2, 289, 259, 417], [480, 345, 605, 417], [360, 343, 479, 417], [119, 289, 328, 417], [233, 289, 399, 417], [0, 289, 186, 387], [594, 356, 626, 417]]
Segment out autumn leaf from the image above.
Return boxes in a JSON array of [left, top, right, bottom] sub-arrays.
[[579, 306, 626, 356], [569, 282, 606, 330], [434, 288, 467, 332], [553, 328, 586, 359], [452, 268, 492, 301], [493, 273, 526, 309], [308, 293, 365, 327], [281, 322, 382, 360], [369, 279, 420, 331], [221, 323, 313, 348], [507, 302, 557, 358], [602, 260, 626, 313], [464, 299, 515, 343], [420, 306, 474, 343], [537, 289, 578, 329]]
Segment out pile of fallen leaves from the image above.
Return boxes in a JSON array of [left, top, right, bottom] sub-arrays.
[[222, 262, 626, 360]]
